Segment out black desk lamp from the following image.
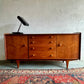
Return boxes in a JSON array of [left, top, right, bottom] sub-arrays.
[[12, 16, 29, 34]]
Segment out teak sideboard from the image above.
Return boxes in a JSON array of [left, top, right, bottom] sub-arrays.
[[4, 33, 81, 69]]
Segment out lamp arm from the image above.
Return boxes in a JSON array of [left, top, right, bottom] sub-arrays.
[[17, 23, 22, 32]]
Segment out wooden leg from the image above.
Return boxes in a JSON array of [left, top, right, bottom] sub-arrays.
[[66, 60, 69, 70], [16, 60, 20, 68]]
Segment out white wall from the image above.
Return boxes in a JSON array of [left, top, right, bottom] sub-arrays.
[[0, 0, 84, 60]]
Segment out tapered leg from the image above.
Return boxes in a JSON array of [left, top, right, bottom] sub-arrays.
[[16, 60, 20, 68], [66, 60, 69, 70]]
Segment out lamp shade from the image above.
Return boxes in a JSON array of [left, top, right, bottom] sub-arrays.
[[17, 16, 29, 26]]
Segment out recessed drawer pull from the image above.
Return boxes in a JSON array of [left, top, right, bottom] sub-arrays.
[[31, 47, 35, 50], [31, 36, 35, 39], [49, 41, 53, 43], [32, 54, 35, 57], [30, 41, 34, 44], [49, 47, 53, 50], [21, 45, 25, 47], [57, 43, 62, 47], [50, 54, 53, 57], [49, 36, 53, 38]]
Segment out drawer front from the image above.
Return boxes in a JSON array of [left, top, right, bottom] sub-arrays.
[[29, 35, 56, 46], [29, 51, 56, 59], [29, 35, 56, 39], [29, 35, 56, 59], [29, 46, 56, 51], [29, 39, 56, 46]]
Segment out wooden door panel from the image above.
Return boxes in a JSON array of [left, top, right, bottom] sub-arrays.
[[5, 35, 28, 59], [56, 34, 80, 59]]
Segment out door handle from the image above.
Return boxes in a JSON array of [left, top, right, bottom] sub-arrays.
[[57, 43, 62, 47]]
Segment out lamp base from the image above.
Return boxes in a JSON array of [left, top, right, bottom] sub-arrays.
[[12, 32, 23, 34]]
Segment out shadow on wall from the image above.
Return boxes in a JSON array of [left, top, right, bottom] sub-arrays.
[[0, 24, 16, 60]]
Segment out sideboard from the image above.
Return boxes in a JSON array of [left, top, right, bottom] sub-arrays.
[[4, 33, 81, 69]]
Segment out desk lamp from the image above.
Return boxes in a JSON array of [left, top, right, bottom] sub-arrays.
[[12, 16, 29, 34]]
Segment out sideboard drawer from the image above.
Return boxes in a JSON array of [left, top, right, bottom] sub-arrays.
[[29, 35, 56, 39], [29, 46, 56, 51], [29, 51, 56, 59], [29, 39, 56, 46]]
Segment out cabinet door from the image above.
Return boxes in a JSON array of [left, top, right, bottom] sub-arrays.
[[56, 34, 80, 59], [5, 35, 28, 59]]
